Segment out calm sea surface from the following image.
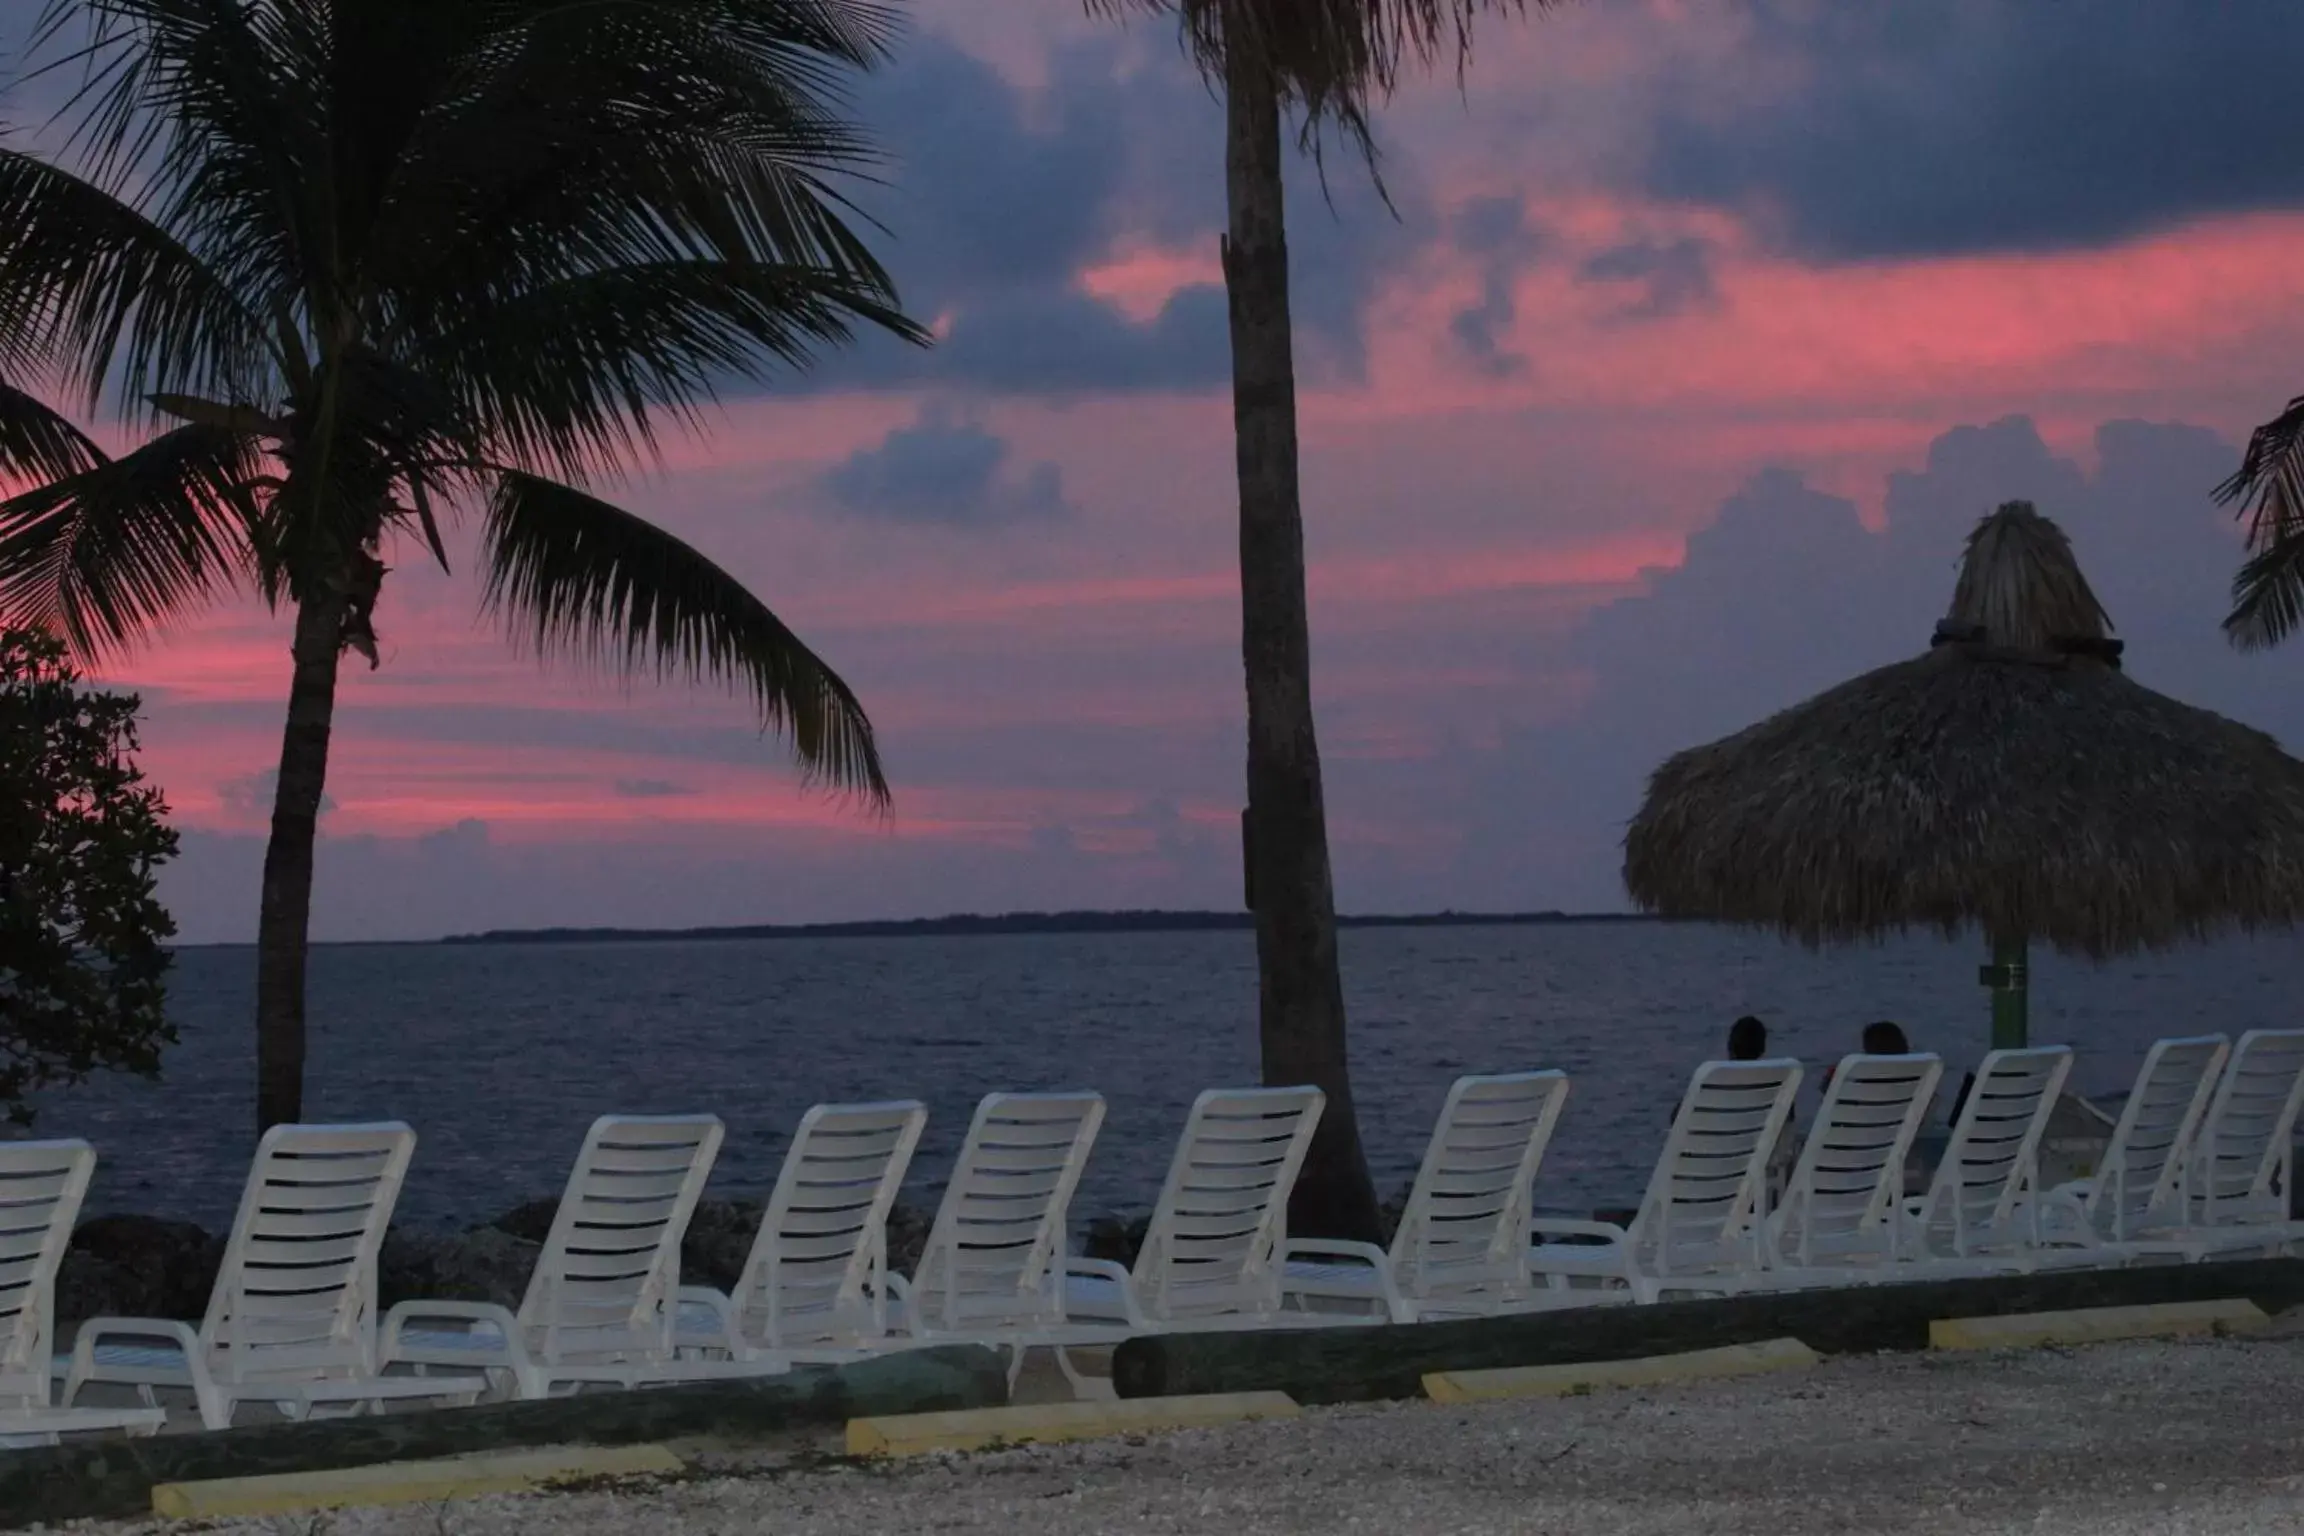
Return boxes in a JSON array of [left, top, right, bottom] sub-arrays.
[[25, 923, 2304, 1233]]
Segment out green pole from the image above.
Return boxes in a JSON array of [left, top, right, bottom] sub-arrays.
[[1979, 932, 2029, 1049]]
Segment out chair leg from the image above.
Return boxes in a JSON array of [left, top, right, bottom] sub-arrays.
[[1054, 1347, 1116, 1402]]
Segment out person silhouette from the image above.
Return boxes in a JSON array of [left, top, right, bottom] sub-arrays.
[[1862, 1020, 1911, 1055]]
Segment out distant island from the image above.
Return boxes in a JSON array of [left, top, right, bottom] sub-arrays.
[[440, 908, 1655, 946]]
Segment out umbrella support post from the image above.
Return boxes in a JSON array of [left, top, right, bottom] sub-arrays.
[[1980, 935, 2029, 1050]]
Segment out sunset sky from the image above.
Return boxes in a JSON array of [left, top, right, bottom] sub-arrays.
[[23, 0, 2304, 943]]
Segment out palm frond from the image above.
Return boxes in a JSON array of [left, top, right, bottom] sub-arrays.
[[32, 0, 321, 295], [0, 148, 267, 408], [372, 1, 905, 326], [1087, 0, 1567, 154], [2215, 394, 2304, 651], [418, 260, 924, 476], [2226, 534, 2304, 652], [0, 381, 105, 486], [480, 471, 886, 800], [0, 421, 259, 656]]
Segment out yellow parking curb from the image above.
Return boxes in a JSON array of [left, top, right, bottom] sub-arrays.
[[846, 1391, 1300, 1457], [1424, 1337, 1820, 1403], [1929, 1298, 2267, 1351], [149, 1444, 683, 1519]]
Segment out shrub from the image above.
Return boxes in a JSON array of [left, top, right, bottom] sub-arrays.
[[0, 628, 178, 1124]]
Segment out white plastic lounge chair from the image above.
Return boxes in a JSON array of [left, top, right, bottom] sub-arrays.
[[1063, 1085, 1328, 1339], [1525, 1058, 1802, 1304], [1762, 1053, 1943, 1285], [0, 1140, 166, 1446], [1281, 1071, 1572, 1323], [677, 1101, 926, 1367], [61, 1124, 485, 1432], [2035, 1034, 2228, 1264], [880, 1092, 1104, 1384], [382, 1114, 733, 1398], [2155, 1028, 2304, 1260], [1894, 1046, 2072, 1277]]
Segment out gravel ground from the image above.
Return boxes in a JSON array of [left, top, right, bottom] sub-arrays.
[[83, 1333, 2304, 1536]]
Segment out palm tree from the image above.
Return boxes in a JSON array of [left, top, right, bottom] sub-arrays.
[[1088, 0, 1558, 1240], [2219, 395, 2304, 646], [0, 0, 925, 1133]]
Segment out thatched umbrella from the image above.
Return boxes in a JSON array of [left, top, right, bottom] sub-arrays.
[[1624, 501, 2304, 1046]]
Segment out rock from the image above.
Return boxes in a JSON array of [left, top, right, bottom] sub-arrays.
[[377, 1226, 540, 1310], [1081, 1213, 1149, 1267], [886, 1203, 929, 1279], [679, 1199, 761, 1293], [55, 1215, 224, 1323], [485, 1198, 559, 1245]]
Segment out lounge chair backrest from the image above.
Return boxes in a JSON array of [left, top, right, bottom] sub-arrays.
[[1911, 1046, 2071, 1256], [911, 1092, 1103, 1336], [2088, 1034, 2228, 1240], [735, 1100, 926, 1349], [520, 1114, 723, 1364], [1769, 1054, 1941, 1269], [1134, 1086, 1324, 1323], [2186, 1028, 2304, 1228], [201, 1123, 415, 1383], [0, 1139, 93, 1410], [1630, 1059, 1802, 1275], [1388, 1072, 1567, 1303]]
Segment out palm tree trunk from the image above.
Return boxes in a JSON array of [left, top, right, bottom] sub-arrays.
[[1222, 49, 1382, 1245], [254, 580, 347, 1133]]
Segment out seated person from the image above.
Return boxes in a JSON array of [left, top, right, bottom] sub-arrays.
[[1824, 1021, 1915, 1091], [1710, 1015, 1793, 1207], [1862, 1020, 1912, 1055]]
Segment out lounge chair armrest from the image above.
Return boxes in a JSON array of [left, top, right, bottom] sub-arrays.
[[674, 1285, 738, 1350], [379, 1299, 525, 1366], [1060, 1257, 1147, 1328], [1062, 1256, 1132, 1284], [71, 1316, 201, 1356], [1280, 1240, 1409, 1324], [66, 1316, 201, 1376], [1528, 1218, 1627, 1243], [61, 1316, 205, 1407]]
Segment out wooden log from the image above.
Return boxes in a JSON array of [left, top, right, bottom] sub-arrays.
[[1113, 1257, 2304, 1404], [0, 1344, 1005, 1532]]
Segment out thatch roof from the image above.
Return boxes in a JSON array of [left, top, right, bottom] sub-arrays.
[[1622, 502, 2304, 957]]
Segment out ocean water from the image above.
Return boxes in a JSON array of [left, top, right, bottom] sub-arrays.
[[23, 922, 2304, 1233]]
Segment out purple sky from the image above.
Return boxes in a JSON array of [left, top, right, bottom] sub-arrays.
[[21, 1, 2304, 942]]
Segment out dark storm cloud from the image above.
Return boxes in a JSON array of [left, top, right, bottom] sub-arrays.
[[792, 32, 1440, 395], [1641, 0, 2304, 262], [1578, 237, 1722, 320], [818, 404, 1072, 526], [1450, 195, 1546, 374]]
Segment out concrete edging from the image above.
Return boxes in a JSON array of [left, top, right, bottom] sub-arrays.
[[149, 1444, 685, 1519], [1928, 1297, 2268, 1351]]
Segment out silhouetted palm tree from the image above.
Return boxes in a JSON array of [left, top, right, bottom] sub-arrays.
[[0, 0, 925, 1132], [2219, 395, 2304, 647], [1088, 0, 1558, 1239]]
